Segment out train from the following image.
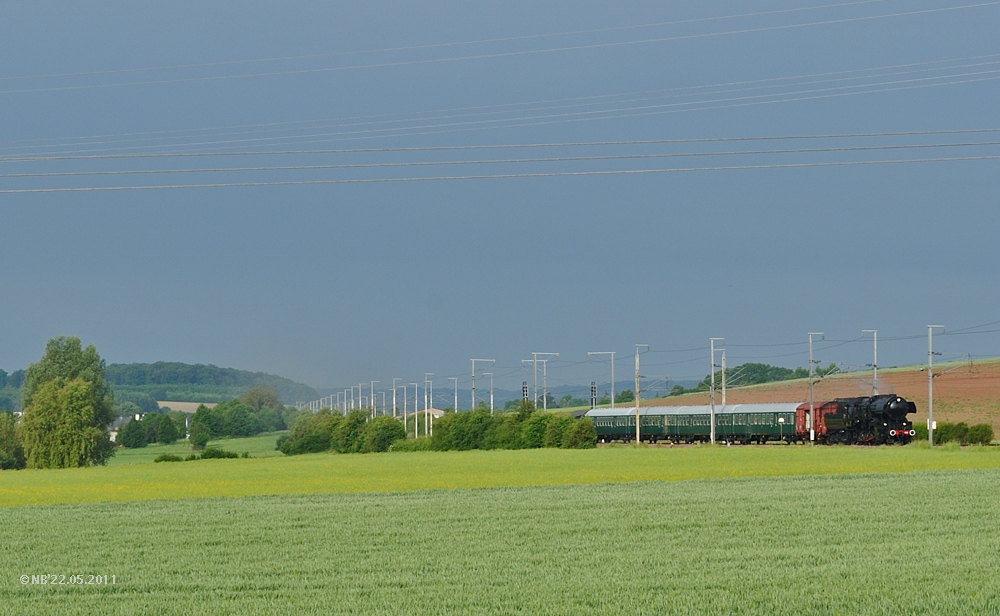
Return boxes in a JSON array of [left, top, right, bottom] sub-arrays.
[[585, 394, 917, 445]]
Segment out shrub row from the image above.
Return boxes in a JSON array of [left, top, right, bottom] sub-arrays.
[[277, 411, 406, 455], [153, 448, 245, 462], [429, 406, 596, 452], [912, 421, 994, 445], [276, 403, 598, 456]]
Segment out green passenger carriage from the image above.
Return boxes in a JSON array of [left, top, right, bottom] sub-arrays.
[[586, 403, 802, 444]]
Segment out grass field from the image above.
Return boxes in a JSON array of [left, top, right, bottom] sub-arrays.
[[3, 443, 1000, 507], [107, 433, 285, 466], [2, 468, 999, 615]]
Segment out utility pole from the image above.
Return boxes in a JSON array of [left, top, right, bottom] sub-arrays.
[[449, 377, 458, 412], [529, 352, 558, 409], [808, 332, 824, 445], [928, 325, 945, 445], [634, 344, 649, 444], [409, 383, 418, 437], [424, 373, 434, 437], [370, 380, 380, 418], [483, 372, 494, 414], [588, 351, 615, 408], [862, 330, 878, 395], [392, 378, 400, 418], [470, 359, 495, 411], [710, 338, 723, 445], [721, 349, 727, 406]]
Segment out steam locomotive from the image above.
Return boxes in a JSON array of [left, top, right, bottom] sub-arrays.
[[585, 394, 917, 445]]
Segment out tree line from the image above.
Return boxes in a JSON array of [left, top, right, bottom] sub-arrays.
[[277, 401, 597, 456]]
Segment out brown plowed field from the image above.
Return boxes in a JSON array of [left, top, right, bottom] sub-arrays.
[[645, 358, 1000, 430]]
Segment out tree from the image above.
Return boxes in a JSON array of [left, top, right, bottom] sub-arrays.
[[189, 423, 211, 450], [240, 384, 282, 413], [0, 411, 25, 469], [614, 389, 634, 404], [19, 337, 115, 467], [19, 378, 105, 468], [118, 417, 148, 448], [157, 412, 179, 444]]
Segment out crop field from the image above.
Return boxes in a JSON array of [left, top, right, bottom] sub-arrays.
[[2, 468, 999, 615], [108, 433, 285, 466], [3, 444, 1000, 507]]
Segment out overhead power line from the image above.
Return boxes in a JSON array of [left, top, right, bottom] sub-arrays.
[[5, 52, 997, 155], [4, 127, 1000, 163], [2, 140, 998, 179], [2, 154, 998, 193], [2, 2, 997, 96], [0, 0, 903, 83]]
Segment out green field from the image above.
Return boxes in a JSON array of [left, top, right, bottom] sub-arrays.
[[2, 468, 999, 615], [107, 433, 285, 466], [3, 444, 1000, 507]]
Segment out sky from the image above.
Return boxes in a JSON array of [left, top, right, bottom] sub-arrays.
[[1, 1, 998, 400]]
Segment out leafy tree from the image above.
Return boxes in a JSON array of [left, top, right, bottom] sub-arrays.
[[19, 337, 115, 467], [191, 404, 223, 437], [19, 377, 105, 468], [157, 412, 179, 444], [141, 413, 163, 444], [597, 394, 611, 405], [114, 391, 159, 415], [257, 407, 285, 432], [165, 410, 188, 439], [614, 389, 634, 404], [222, 402, 259, 437], [116, 401, 142, 420], [189, 423, 211, 450], [0, 411, 25, 469], [118, 417, 147, 448], [240, 384, 282, 413]]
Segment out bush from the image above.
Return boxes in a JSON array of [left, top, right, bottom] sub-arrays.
[[543, 414, 574, 448], [482, 414, 523, 450], [967, 423, 994, 445], [331, 410, 368, 454], [154, 453, 182, 463], [520, 412, 551, 449], [199, 447, 239, 459], [359, 416, 406, 453], [913, 423, 928, 442], [388, 438, 432, 452], [434, 410, 496, 451], [563, 418, 597, 449], [281, 409, 343, 455]]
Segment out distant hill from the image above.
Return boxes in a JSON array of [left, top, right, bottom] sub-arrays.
[[105, 362, 318, 405]]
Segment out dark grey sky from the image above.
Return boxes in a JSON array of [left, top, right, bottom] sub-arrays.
[[1, 1, 998, 395]]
